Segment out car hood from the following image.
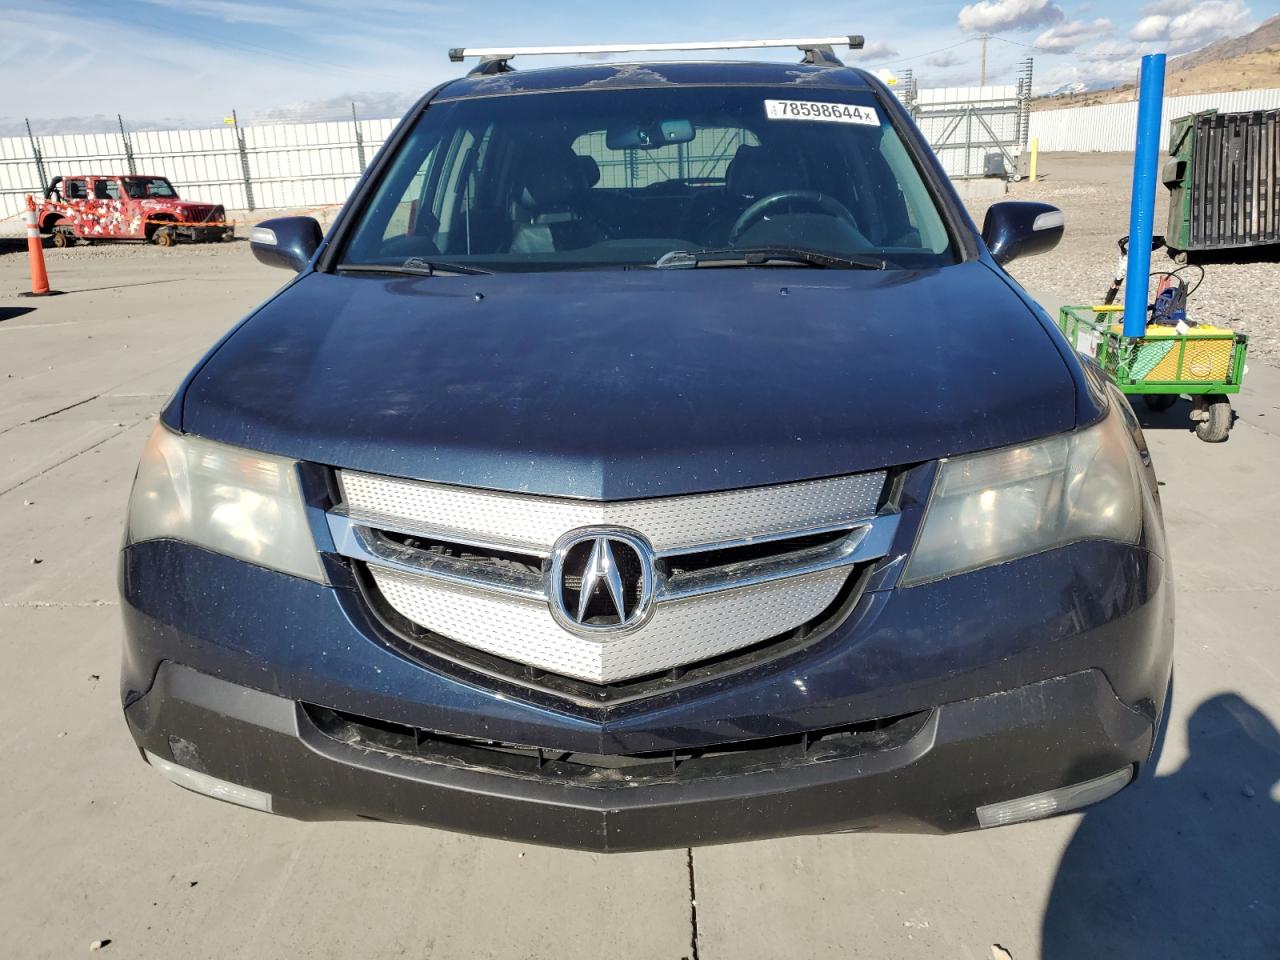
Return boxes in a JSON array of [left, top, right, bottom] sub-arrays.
[[183, 263, 1078, 499]]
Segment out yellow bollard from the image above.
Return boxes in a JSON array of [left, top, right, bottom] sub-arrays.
[[1029, 137, 1039, 183]]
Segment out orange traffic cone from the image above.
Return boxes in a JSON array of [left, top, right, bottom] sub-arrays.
[[22, 195, 60, 297]]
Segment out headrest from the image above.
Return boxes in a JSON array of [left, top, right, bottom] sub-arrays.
[[519, 144, 591, 209], [727, 143, 806, 198], [577, 155, 600, 189]]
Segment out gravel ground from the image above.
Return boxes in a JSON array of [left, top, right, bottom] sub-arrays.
[[976, 152, 1279, 365]]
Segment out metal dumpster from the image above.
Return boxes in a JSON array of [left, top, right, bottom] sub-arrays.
[[1163, 107, 1280, 258]]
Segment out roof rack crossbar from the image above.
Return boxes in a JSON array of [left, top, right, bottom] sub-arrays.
[[448, 35, 865, 71]]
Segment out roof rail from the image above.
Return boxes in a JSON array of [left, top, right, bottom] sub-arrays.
[[449, 35, 865, 75]]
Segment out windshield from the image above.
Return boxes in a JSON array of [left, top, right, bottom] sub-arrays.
[[123, 177, 178, 199], [340, 85, 955, 272]]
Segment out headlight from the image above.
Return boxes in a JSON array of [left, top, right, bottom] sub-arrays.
[[126, 424, 324, 582], [903, 402, 1142, 585]]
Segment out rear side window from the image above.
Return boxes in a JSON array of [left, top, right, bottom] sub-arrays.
[[64, 179, 87, 200], [122, 177, 178, 199]]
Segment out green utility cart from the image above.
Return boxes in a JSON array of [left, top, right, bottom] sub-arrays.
[[1163, 107, 1280, 260], [1057, 305, 1249, 442]]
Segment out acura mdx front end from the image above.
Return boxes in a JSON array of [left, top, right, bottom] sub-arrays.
[[120, 50, 1173, 851]]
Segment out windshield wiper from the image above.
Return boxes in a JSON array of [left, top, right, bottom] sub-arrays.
[[338, 257, 492, 277], [655, 247, 886, 271]]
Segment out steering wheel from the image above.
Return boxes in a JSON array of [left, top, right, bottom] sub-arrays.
[[728, 190, 860, 245]]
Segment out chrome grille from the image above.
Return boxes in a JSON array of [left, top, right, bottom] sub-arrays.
[[329, 470, 897, 684]]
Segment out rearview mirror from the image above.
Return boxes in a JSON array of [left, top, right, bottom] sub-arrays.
[[606, 119, 696, 150], [249, 216, 322, 272], [981, 201, 1064, 266]]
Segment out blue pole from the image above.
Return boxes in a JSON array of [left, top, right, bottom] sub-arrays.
[[1123, 53, 1166, 337]]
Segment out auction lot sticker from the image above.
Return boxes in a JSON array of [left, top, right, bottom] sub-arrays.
[[764, 100, 880, 126]]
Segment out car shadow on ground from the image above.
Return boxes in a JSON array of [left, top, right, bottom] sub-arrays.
[[1042, 692, 1280, 958], [1133, 396, 1240, 437], [0, 306, 37, 323]]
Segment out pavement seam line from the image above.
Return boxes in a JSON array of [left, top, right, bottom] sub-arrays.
[[1, 601, 119, 608], [0, 420, 139, 499], [685, 847, 701, 960], [0, 393, 101, 438]]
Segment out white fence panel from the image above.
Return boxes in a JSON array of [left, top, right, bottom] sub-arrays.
[[0, 118, 380, 220], [7, 85, 1275, 222], [1030, 88, 1280, 152], [0, 135, 46, 218], [914, 85, 1025, 178]]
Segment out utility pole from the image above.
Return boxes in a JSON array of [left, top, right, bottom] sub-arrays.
[[352, 102, 367, 170], [230, 109, 255, 211], [118, 114, 136, 175], [25, 119, 48, 192], [979, 33, 990, 86]]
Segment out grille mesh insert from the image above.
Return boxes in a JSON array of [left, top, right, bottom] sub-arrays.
[[339, 470, 886, 554]]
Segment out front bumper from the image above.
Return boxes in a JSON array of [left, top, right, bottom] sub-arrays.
[[120, 535, 1173, 850], [176, 224, 234, 242], [126, 661, 1152, 851]]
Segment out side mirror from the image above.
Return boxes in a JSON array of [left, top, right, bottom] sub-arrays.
[[250, 216, 322, 272], [981, 201, 1064, 266]]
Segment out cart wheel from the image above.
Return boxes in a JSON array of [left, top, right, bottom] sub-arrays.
[[1194, 395, 1232, 443], [1143, 393, 1178, 412], [153, 226, 176, 247]]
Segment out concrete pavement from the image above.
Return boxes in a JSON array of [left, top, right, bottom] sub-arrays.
[[1, 242, 1276, 959]]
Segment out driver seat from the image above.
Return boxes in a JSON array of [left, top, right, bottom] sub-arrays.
[[691, 143, 811, 246], [510, 144, 603, 254]]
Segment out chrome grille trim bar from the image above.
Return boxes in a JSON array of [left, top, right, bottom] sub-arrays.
[[659, 514, 898, 602], [331, 506, 553, 558], [327, 517, 545, 600], [326, 511, 899, 604]]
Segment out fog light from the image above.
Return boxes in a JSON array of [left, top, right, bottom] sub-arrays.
[[145, 751, 273, 813], [976, 766, 1132, 828]]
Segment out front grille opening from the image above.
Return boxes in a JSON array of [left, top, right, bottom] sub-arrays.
[[338, 465, 910, 708], [376, 530, 543, 579], [304, 702, 932, 787], [663, 528, 852, 578]]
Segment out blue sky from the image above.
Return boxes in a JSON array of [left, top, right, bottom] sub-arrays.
[[0, 0, 1272, 134]]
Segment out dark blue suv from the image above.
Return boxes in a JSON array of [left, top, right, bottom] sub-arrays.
[[120, 49, 1173, 850]]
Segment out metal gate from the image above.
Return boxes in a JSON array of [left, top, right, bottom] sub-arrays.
[[906, 59, 1033, 180]]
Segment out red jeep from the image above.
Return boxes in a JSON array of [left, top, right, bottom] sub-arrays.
[[38, 175, 233, 247]]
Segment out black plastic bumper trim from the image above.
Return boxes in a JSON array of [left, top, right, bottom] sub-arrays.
[[124, 662, 1155, 851]]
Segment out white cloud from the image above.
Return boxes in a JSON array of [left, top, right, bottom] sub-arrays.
[[253, 92, 418, 124], [1034, 18, 1112, 51], [1079, 40, 1141, 62], [926, 50, 965, 67], [1139, 0, 1194, 15], [1036, 58, 1142, 94], [143, 0, 297, 26], [849, 40, 900, 63], [1130, 0, 1253, 51], [958, 0, 1064, 33]]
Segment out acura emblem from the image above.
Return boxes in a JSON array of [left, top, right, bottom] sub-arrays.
[[549, 528, 655, 635]]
